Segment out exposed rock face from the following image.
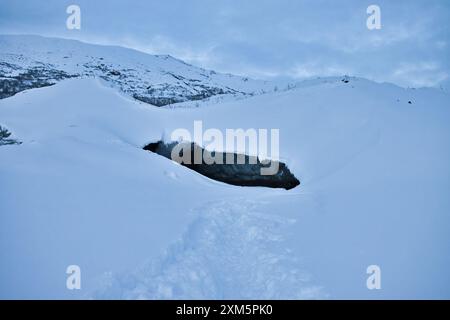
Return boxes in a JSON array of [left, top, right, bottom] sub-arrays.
[[133, 84, 229, 107], [0, 65, 77, 99], [144, 141, 300, 190]]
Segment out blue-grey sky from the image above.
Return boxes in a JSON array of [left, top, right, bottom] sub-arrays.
[[1, 0, 449, 88]]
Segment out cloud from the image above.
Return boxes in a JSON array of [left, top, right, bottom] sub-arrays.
[[0, 0, 449, 88], [391, 62, 449, 88], [289, 63, 352, 79]]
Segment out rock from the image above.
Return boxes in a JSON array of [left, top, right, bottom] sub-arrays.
[[144, 141, 300, 190]]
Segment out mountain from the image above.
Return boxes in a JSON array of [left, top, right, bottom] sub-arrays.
[[0, 35, 279, 106], [0, 36, 449, 299]]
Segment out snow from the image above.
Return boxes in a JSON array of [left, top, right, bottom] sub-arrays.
[[1, 36, 450, 299], [0, 34, 282, 105]]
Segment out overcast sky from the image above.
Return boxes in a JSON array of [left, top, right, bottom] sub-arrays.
[[1, 0, 449, 88]]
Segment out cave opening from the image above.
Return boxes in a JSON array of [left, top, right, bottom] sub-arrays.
[[143, 140, 300, 190]]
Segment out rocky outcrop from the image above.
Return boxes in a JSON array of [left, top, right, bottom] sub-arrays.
[[144, 141, 300, 190], [0, 65, 77, 99]]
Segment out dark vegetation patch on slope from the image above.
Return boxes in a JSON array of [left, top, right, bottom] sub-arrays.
[[0, 125, 21, 146], [0, 64, 77, 99]]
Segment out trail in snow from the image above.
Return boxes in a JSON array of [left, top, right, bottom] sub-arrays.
[[89, 199, 326, 299]]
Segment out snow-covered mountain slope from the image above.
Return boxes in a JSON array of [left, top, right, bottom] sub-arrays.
[[0, 78, 322, 299], [0, 35, 279, 106], [1, 70, 449, 297]]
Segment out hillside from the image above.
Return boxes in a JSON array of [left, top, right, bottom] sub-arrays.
[[0, 36, 449, 299], [0, 35, 279, 106]]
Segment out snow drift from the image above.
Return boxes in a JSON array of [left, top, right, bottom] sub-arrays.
[[0, 35, 449, 299]]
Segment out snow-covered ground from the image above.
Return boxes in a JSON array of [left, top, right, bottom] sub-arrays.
[[1, 37, 449, 299], [0, 35, 281, 105]]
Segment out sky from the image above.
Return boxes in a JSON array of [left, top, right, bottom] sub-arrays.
[[0, 0, 449, 88]]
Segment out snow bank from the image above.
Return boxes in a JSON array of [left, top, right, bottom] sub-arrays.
[[1, 69, 449, 299]]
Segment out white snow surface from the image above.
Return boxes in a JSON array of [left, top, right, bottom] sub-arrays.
[[1, 38, 450, 299], [0, 34, 279, 105]]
